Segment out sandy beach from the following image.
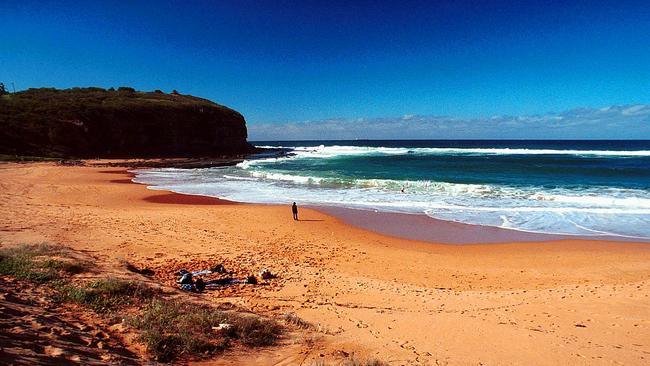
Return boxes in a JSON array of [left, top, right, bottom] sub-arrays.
[[1, 162, 650, 365]]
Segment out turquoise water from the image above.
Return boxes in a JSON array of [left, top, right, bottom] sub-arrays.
[[134, 140, 650, 239]]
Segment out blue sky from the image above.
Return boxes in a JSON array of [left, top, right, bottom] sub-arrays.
[[1, 1, 649, 139]]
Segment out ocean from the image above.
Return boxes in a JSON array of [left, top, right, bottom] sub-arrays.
[[133, 140, 650, 240]]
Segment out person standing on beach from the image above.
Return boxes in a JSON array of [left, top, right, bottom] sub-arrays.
[[292, 202, 299, 221]]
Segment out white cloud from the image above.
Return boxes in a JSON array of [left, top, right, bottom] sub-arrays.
[[622, 105, 647, 115], [248, 104, 650, 140]]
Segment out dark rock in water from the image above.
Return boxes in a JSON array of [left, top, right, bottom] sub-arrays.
[[0, 87, 254, 158]]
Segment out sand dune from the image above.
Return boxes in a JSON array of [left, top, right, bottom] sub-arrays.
[[1, 162, 649, 365]]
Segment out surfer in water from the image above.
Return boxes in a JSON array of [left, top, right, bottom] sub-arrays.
[[292, 202, 299, 220]]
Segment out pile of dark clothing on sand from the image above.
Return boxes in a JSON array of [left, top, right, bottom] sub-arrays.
[[175, 264, 275, 293]]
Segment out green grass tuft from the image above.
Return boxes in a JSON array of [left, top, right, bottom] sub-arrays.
[[130, 299, 282, 362], [283, 312, 315, 330], [0, 244, 86, 283], [311, 358, 388, 366], [60, 278, 157, 313], [0, 243, 62, 256], [345, 358, 388, 366], [227, 313, 283, 347]]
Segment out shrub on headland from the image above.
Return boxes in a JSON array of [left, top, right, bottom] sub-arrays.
[[0, 86, 253, 158]]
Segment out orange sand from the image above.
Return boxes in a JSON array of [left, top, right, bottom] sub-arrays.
[[1, 162, 649, 365]]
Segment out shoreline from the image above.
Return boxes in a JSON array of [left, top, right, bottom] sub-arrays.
[[2, 162, 650, 365], [129, 171, 648, 244], [315, 205, 650, 244]]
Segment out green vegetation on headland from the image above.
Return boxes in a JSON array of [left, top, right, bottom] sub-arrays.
[[0, 87, 253, 158]]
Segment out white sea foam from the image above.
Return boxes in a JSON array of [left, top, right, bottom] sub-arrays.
[[133, 164, 650, 239], [255, 144, 650, 158], [132, 142, 650, 239]]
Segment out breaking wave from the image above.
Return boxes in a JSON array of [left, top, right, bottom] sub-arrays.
[[133, 141, 650, 240], [254, 144, 650, 158]]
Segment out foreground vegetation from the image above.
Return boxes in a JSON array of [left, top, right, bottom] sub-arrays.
[[0, 244, 282, 362], [132, 299, 282, 361], [312, 358, 388, 366], [0, 243, 88, 282]]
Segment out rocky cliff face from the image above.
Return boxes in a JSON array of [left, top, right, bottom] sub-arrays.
[[0, 87, 253, 158]]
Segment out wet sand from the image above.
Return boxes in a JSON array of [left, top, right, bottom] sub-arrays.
[[1, 162, 650, 365], [317, 206, 648, 244], [142, 192, 237, 205], [316, 206, 572, 244]]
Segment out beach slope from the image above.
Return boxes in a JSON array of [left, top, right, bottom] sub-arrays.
[[1, 162, 649, 365]]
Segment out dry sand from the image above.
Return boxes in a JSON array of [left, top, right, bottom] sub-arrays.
[[1, 162, 649, 365]]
